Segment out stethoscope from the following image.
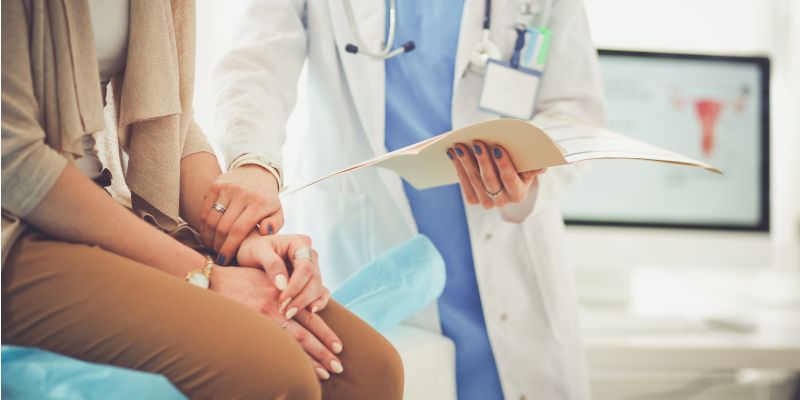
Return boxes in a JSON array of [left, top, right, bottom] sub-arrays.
[[343, 0, 415, 59], [343, 0, 541, 73]]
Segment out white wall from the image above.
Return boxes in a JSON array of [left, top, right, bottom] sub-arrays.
[[585, 0, 771, 54], [194, 1, 245, 157]]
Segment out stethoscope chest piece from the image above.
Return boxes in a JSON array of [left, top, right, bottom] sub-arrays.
[[469, 38, 501, 74]]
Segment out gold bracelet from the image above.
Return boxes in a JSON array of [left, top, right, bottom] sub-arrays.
[[202, 254, 215, 278]]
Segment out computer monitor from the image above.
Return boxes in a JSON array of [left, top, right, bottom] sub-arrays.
[[560, 50, 770, 232]]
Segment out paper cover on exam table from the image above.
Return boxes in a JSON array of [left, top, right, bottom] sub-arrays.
[[332, 234, 446, 334], [1, 345, 186, 399]]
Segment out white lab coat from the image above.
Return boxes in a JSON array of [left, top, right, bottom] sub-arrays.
[[214, 0, 605, 398]]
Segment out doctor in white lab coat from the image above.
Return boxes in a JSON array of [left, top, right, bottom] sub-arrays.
[[214, 0, 604, 398]]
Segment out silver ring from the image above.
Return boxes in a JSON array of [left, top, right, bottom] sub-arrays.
[[485, 188, 503, 199], [293, 247, 313, 262], [281, 320, 290, 329], [211, 203, 226, 213]]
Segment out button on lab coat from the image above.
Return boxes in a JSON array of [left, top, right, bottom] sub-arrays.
[[214, 0, 605, 398]]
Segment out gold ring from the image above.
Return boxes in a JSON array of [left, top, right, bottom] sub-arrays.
[[485, 188, 503, 199]]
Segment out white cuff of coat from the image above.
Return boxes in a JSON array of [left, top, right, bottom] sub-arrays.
[[229, 153, 283, 191]]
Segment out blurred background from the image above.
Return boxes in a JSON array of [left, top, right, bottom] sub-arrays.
[[194, 0, 800, 399]]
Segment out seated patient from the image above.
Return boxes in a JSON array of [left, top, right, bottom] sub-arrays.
[[1, 1, 402, 399]]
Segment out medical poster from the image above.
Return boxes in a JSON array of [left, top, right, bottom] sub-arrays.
[[560, 54, 765, 228]]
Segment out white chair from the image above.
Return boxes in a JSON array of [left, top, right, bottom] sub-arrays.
[[387, 324, 457, 400]]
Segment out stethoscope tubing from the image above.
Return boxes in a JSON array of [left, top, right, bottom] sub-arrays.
[[344, 0, 543, 64], [344, 0, 405, 59]]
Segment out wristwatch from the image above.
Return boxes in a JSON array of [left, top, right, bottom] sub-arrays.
[[186, 255, 215, 289]]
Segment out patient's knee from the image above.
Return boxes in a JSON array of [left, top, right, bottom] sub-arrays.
[[274, 363, 323, 400], [235, 347, 321, 400], [375, 340, 404, 398], [354, 333, 405, 399], [188, 337, 321, 400]]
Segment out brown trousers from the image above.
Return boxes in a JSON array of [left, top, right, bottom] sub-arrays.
[[2, 233, 403, 400]]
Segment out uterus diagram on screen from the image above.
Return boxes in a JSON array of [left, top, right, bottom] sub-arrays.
[[670, 85, 751, 158]]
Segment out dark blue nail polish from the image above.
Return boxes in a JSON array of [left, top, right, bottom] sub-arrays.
[[216, 254, 226, 265], [267, 225, 273, 235], [447, 151, 453, 159], [455, 147, 464, 156], [473, 144, 483, 155], [493, 147, 503, 159]]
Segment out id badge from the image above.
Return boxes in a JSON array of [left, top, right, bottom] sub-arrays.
[[519, 27, 551, 70], [478, 59, 542, 120]]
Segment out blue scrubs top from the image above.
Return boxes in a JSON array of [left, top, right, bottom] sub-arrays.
[[384, 2, 504, 399]]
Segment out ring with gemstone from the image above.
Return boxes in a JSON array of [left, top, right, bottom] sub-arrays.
[[211, 203, 226, 213], [293, 247, 313, 262]]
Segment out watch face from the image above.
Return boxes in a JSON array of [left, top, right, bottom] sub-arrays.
[[187, 271, 209, 289]]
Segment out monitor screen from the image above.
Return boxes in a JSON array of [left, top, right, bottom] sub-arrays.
[[560, 50, 770, 231]]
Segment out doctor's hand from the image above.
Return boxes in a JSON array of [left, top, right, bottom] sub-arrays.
[[201, 164, 283, 265], [447, 141, 546, 209], [236, 233, 331, 318]]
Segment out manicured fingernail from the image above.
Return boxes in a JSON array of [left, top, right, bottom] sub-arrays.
[[279, 297, 292, 313], [285, 307, 298, 320], [332, 342, 343, 354], [315, 367, 330, 380], [493, 147, 503, 159], [455, 147, 464, 156], [446, 150, 453, 159], [330, 360, 344, 374], [473, 144, 482, 155], [267, 225, 273, 235], [274, 274, 288, 291], [216, 254, 225, 265], [311, 305, 319, 314]]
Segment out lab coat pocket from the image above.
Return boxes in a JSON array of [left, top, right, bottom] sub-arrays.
[[282, 185, 371, 289], [519, 205, 580, 342]]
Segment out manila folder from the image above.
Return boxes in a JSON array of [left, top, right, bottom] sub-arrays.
[[285, 118, 720, 194]]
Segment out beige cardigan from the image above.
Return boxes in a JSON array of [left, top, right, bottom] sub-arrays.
[[1, 0, 214, 261]]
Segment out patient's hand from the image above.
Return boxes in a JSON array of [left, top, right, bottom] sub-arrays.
[[237, 234, 330, 317], [447, 141, 546, 209], [209, 266, 342, 378]]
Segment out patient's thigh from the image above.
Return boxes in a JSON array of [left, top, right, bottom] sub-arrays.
[[1, 232, 318, 399], [315, 301, 404, 400]]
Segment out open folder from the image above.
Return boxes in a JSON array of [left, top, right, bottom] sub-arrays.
[[284, 118, 721, 194]]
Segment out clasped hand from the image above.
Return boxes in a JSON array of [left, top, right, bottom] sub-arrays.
[[210, 234, 339, 379]]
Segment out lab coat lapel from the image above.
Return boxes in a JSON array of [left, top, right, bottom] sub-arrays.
[[328, 0, 387, 156], [328, 1, 418, 235], [452, 0, 485, 101]]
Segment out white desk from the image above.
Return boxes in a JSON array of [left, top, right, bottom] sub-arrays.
[[580, 266, 800, 371], [579, 266, 800, 400], [584, 311, 800, 370]]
